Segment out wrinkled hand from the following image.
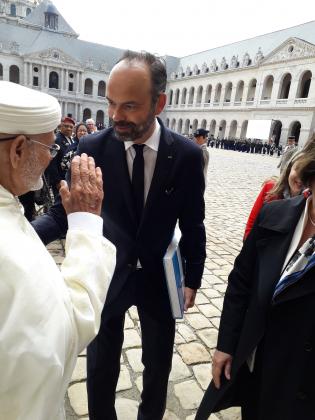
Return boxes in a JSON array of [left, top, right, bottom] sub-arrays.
[[212, 350, 233, 389], [60, 153, 104, 216], [184, 287, 197, 311]]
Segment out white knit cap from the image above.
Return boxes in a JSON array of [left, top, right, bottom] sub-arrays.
[[0, 81, 61, 135]]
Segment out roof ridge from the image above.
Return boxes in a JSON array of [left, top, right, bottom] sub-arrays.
[[180, 19, 315, 58]]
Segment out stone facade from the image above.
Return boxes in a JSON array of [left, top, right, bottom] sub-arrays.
[[1, 0, 315, 141], [165, 36, 315, 147], [0, 0, 113, 126], [0, 0, 38, 19]]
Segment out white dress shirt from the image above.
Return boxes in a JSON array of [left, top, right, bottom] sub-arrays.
[[124, 119, 161, 202]]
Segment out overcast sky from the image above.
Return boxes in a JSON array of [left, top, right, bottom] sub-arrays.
[[52, 0, 314, 57]]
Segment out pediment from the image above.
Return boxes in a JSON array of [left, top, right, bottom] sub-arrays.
[[23, 48, 82, 68], [262, 37, 315, 65]]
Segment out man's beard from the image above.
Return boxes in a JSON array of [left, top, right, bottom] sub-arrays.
[[29, 176, 43, 191], [22, 147, 44, 192], [111, 109, 156, 142]]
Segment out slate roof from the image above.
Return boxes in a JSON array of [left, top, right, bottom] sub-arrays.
[[22, 0, 77, 36], [0, 19, 125, 71], [1, 0, 314, 75], [178, 20, 315, 71]]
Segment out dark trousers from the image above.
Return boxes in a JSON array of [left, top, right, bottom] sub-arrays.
[[87, 269, 175, 420]]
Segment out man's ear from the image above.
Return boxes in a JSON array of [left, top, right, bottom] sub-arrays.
[[155, 93, 167, 115], [9, 135, 27, 169]]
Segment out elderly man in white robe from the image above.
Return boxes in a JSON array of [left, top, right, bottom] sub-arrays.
[[0, 81, 116, 420]]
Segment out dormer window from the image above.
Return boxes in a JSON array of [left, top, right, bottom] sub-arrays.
[[45, 12, 58, 30], [44, 4, 59, 30], [10, 4, 16, 16]]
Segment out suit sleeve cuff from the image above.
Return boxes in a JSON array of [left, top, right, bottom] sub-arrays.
[[67, 212, 103, 236]]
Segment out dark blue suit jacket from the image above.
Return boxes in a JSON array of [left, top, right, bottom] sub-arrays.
[[33, 119, 206, 306]]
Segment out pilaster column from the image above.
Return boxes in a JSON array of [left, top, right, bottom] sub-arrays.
[[81, 73, 85, 93], [60, 69, 64, 91], [28, 63, 32, 86], [46, 66, 50, 88], [76, 71, 80, 93], [23, 62, 28, 85], [3, 65, 9, 81], [41, 65, 45, 89]]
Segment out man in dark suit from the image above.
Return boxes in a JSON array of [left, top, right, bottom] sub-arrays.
[[45, 116, 76, 199], [33, 50, 206, 420]]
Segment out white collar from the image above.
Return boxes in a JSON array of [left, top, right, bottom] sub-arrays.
[[124, 119, 160, 152]]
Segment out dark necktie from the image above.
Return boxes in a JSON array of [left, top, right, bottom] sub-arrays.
[[132, 144, 145, 222]]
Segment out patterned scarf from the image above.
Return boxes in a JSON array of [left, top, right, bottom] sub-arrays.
[[273, 235, 315, 299]]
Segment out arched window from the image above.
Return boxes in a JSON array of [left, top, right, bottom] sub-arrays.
[[26, 8, 32, 15], [177, 119, 183, 134], [174, 89, 180, 105], [240, 120, 248, 139], [224, 82, 233, 102], [84, 78, 93, 95], [168, 90, 173, 105], [297, 71, 312, 98], [246, 79, 257, 101], [261, 75, 274, 100], [209, 120, 216, 136], [201, 119, 207, 129], [192, 119, 198, 133], [278, 73, 291, 99], [188, 87, 195, 105], [9, 65, 20, 84], [49, 71, 59, 89], [98, 81, 106, 97], [83, 108, 92, 121], [196, 86, 203, 105], [10, 4, 16, 16], [235, 81, 244, 102], [229, 120, 237, 138], [289, 121, 301, 144], [96, 110, 105, 126], [271, 120, 282, 146], [218, 120, 226, 139], [205, 85, 212, 103], [184, 119, 190, 135], [165, 118, 170, 128], [181, 88, 187, 105], [214, 83, 222, 103], [0, 63, 3, 80], [171, 118, 176, 130]]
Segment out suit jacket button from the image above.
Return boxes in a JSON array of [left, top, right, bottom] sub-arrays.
[[297, 391, 307, 400], [305, 342, 313, 352]]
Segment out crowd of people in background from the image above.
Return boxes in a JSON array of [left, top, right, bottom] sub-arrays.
[[186, 133, 288, 156]]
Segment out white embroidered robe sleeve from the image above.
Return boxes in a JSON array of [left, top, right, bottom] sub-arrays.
[[0, 186, 116, 420]]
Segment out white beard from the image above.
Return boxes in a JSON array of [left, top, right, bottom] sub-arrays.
[[29, 176, 44, 191]]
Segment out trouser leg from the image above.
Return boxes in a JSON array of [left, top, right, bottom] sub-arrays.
[[87, 313, 125, 420], [137, 306, 175, 420]]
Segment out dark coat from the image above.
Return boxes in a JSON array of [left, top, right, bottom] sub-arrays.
[[196, 195, 315, 420], [33, 119, 206, 307], [45, 132, 76, 188]]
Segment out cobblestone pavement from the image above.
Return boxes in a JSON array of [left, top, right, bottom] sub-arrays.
[[48, 149, 279, 420]]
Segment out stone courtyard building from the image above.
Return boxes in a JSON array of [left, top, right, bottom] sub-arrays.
[[164, 21, 315, 147], [0, 0, 126, 126], [0, 0, 315, 144]]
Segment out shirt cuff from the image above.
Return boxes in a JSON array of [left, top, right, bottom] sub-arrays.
[[67, 212, 103, 236]]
